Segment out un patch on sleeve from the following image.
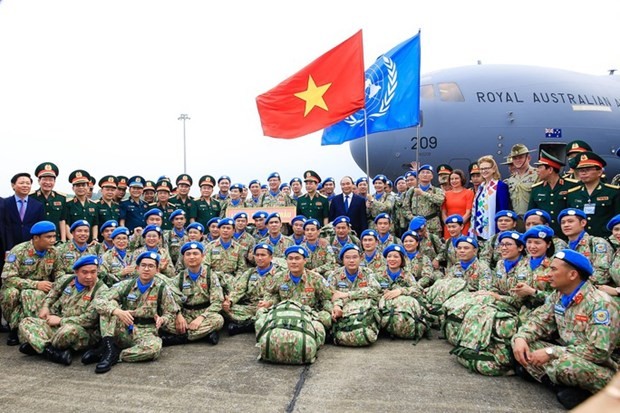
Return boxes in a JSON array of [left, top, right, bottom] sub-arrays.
[[6, 254, 16, 263], [593, 309, 610, 325], [594, 243, 607, 253]]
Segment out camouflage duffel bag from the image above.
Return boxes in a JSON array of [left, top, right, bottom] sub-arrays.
[[423, 277, 467, 329], [450, 303, 518, 376], [255, 300, 322, 365], [333, 298, 379, 347], [378, 295, 428, 342], [441, 292, 493, 346]]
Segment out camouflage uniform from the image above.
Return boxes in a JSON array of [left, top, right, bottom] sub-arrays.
[[418, 233, 444, 262], [367, 193, 395, 229], [444, 258, 492, 292], [258, 234, 295, 259], [149, 201, 177, 231], [520, 257, 554, 317], [233, 231, 256, 265], [512, 282, 620, 392], [436, 238, 458, 271], [402, 186, 445, 237], [570, 232, 613, 285], [328, 234, 361, 259], [163, 229, 190, 267], [260, 191, 294, 208], [203, 239, 248, 292], [360, 251, 386, 276], [129, 246, 175, 278], [220, 199, 249, 218], [93, 277, 180, 363], [376, 233, 400, 255], [479, 233, 501, 270], [162, 265, 224, 341], [18, 274, 108, 353], [1, 241, 65, 329], [301, 239, 337, 277], [487, 257, 533, 311], [226, 263, 282, 323], [405, 253, 436, 288], [99, 248, 133, 287], [55, 241, 99, 273], [504, 166, 538, 216]]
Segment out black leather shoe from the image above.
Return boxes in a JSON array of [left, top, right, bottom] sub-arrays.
[[556, 387, 592, 410], [206, 331, 219, 345], [19, 342, 38, 356], [7, 329, 19, 346], [43, 345, 72, 365]]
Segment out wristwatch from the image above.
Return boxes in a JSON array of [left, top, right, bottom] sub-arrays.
[[545, 347, 554, 357]]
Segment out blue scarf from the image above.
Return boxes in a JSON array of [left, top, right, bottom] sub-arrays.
[[407, 251, 418, 260], [293, 235, 304, 245], [258, 228, 269, 237], [256, 264, 273, 277], [220, 239, 232, 250], [74, 277, 86, 292], [503, 256, 522, 274], [137, 278, 154, 294], [35, 249, 47, 258], [289, 272, 302, 284], [269, 234, 282, 245], [451, 237, 459, 248], [252, 197, 260, 204], [365, 250, 377, 263], [337, 237, 348, 246], [569, 231, 586, 250], [419, 184, 431, 192], [231, 199, 240, 206], [207, 234, 215, 242], [188, 268, 201, 282], [374, 192, 383, 201], [174, 228, 186, 238], [233, 231, 243, 240], [387, 268, 401, 282], [460, 257, 476, 271], [345, 269, 358, 283], [73, 240, 88, 253], [269, 190, 279, 197], [529, 255, 546, 271], [104, 241, 114, 250], [378, 233, 390, 244], [305, 241, 318, 253], [116, 248, 127, 259], [147, 246, 158, 253], [560, 281, 586, 308]]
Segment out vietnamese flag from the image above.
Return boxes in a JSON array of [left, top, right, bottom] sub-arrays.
[[256, 30, 365, 139]]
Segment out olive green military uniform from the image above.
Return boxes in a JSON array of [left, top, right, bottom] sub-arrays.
[[567, 183, 620, 238], [96, 200, 120, 226], [194, 197, 221, 228], [149, 201, 178, 231], [1, 241, 65, 329], [65, 197, 99, 230], [30, 190, 67, 239], [18, 274, 108, 353], [528, 179, 576, 235], [296, 193, 330, 223]]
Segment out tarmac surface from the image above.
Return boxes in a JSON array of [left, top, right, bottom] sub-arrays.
[[0, 330, 565, 413]]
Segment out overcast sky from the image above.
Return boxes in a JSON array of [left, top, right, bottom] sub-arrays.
[[1, 0, 619, 196]]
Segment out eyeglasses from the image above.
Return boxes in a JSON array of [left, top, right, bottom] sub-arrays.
[[139, 263, 157, 269]]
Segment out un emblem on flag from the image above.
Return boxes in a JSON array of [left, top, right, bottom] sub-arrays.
[[345, 56, 397, 126]]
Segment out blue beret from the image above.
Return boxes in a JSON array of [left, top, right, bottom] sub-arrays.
[[523, 225, 554, 241], [267, 172, 280, 180], [169, 209, 186, 222], [265, 212, 281, 224], [333, 215, 351, 226], [187, 222, 205, 233], [218, 175, 231, 184], [144, 208, 163, 219], [284, 245, 308, 258], [136, 251, 160, 265], [253, 243, 274, 255], [261, 184, 267, 190], [70, 219, 91, 232], [607, 214, 620, 231], [401, 230, 420, 242], [394, 176, 405, 185], [405, 171, 417, 178], [218, 218, 234, 228], [373, 174, 387, 184], [111, 226, 130, 239], [418, 164, 433, 172], [291, 215, 307, 225], [360, 229, 379, 239], [355, 177, 368, 186], [554, 249, 593, 276], [303, 218, 320, 229], [445, 214, 464, 225], [279, 183, 289, 190], [252, 210, 268, 220], [317, 182, 323, 190], [100, 220, 119, 232], [248, 179, 261, 187], [142, 225, 162, 237], [338, 243, 361, 261], [386, 180, 393, 187], [230, 183, 244, 191], [495, 210, 518, 221], [180, 241, 204, 255], [233, 212, 248, 221], [207, 217, 220, 227], [558, 208, 587, 221], [374, 213, 391, 223], [289, 177, 302, 185], [323, 177, 335, 184], [73, 254, 99, 271], [455, 235, 478, 249], [408, 216, 427, 231], [523, 209, 551, 224], [498, 231, 524, 246], [382, 243, 405, 258]]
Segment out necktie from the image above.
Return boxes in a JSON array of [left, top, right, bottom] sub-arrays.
[[18, 199, 26, 221], [344, 195, 349, 213]]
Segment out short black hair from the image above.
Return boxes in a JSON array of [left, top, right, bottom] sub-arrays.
[[11, 173, 32, 185]]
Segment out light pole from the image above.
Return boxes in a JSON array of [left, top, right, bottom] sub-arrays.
[[178, 114, 190, 174]]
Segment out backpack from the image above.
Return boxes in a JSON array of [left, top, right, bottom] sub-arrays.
[[255, 300, 321, 365], [333, 298, 379, 347], [378, 294, 428, 343], [441, 292, 494, 346], [423, 277, 467, 329]]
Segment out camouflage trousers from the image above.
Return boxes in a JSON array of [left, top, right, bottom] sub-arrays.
[[224, 302, 258, 323], [0, 287, 47, 329], [18, 317, 98, 353], [524, 341, 616, 392], [100, 315, 161, 363], [162, 309, 224, 341]]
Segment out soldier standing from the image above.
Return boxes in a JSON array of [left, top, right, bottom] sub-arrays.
[[31, 162, 67, 242], [402, 165, 445, 238]]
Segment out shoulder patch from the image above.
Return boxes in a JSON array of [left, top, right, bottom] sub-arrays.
[[6, 254, 16, 263], [564, 178, 579, 184], [531, 181, 544, 188], [593, 309, 610, 325], [567, 186, 582, 193], [603, 183, 619, 190], [594, 243, 608, 253]]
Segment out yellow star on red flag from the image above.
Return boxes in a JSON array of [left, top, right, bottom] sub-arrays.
[[294, 75, 332, 117]]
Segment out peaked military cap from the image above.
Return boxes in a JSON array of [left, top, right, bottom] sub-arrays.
[[35, 162, 59, 178], [198, 175, 215, 187], [436, 164, 453, 175], [144, 180, 156, 192], [68, 169, 91, 185], [98, 175, 118, 188], [116, 176, 129, 189], [176, 174, 193, 186], [566, 140, 592, 155], [303, 170, 321, 183], [574, 151, 606, 169], [156, 179, 172, 192], [534, 149, 565, 169]]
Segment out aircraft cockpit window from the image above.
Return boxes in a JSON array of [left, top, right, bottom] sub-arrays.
[[438, 82, 465, 102], [420, 84, 434, 100]]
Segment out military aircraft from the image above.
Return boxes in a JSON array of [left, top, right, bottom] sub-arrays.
[[349, 64, 620, 180]]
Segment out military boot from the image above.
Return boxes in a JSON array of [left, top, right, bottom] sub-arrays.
[[18, 342, 38, 356], [81, 341, 104, 365], [227, 321, 254, 336], [95, 337, 120, 374], [161, 333, 189, 347], [556, 387, 592, 410], [6, 328, 19, 346], [43, 345, 72, 365], [206, 331, 219, 345]]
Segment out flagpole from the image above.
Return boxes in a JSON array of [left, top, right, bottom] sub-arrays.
[[363, 108, 370, 183]]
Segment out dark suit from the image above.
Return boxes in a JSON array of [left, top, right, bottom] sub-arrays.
[[1, 196, 45, 252], [329, 193, 367, 236]]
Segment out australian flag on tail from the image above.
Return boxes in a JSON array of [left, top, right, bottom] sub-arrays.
[[321, 31, 421, 145], [545, 128, 562, 138]]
